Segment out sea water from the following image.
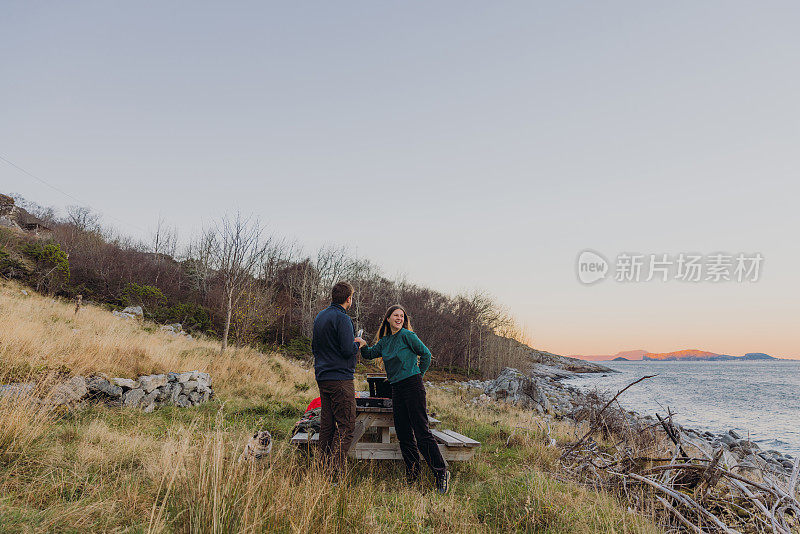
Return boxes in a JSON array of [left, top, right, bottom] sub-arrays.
[[562, 360, 800, 456]]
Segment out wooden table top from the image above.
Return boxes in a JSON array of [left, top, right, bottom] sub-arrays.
[[356, 405, 393, 414]]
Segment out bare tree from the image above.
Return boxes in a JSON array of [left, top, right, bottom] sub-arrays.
[[151, 215, 178, 285], [65, 205, 101, 232], [209, 213, 270, 354]]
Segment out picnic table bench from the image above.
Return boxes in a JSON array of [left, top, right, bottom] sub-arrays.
[[291, 404, 480, 461]]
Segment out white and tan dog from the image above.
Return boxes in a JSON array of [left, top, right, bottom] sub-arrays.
[[239, 430, 273, 462]]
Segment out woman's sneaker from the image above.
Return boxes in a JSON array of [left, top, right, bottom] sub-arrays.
[[436, 470, 450, 494]]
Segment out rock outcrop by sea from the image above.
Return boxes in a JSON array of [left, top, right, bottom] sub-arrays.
[[428, 353, 798, 478]]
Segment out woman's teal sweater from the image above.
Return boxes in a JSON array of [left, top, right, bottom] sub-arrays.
[[360, 328, 432, 384]]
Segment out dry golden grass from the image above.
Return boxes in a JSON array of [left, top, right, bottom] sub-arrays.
[[0, 280, 662, 533]]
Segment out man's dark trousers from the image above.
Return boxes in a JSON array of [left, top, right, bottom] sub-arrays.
[[391, 373, 447, 481], [317, 379, 356, 470]]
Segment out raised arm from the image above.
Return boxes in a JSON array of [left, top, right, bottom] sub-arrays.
[[406, 331, 432, 375]]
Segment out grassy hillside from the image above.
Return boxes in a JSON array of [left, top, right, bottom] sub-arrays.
[[0, 280, 660, 533]]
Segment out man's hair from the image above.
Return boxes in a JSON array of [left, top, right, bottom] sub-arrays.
[[331, 281, 354, 305]]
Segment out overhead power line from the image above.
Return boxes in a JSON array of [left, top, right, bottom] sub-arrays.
[[0, 153, 149, 233]]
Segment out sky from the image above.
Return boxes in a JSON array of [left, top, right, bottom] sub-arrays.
[[2, 2, 799, 359]]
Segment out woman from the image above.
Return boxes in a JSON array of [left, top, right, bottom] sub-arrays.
[[359, 305, 450, 493]]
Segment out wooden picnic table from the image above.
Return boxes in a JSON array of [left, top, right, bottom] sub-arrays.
[[291, 404, 480, 461]]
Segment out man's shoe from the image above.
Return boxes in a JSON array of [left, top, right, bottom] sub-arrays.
[[435, 470, 450, 494]]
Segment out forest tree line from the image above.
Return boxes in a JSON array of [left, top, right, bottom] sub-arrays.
[[2, 194, 534, 377]]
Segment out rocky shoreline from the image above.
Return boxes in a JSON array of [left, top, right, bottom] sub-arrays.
[[429, 358, 798, 479]]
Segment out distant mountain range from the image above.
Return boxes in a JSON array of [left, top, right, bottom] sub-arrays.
[[571, 349, 778, 362]]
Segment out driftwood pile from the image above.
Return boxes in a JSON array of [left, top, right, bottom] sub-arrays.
[[560, 376, 800, 533]]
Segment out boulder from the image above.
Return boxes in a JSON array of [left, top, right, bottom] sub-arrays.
[[183, 380, 198, 393], [188, 391, 200, 404], [735, 440, 761, 454], [122, 388, 145, 408], [111, 377, 138, 389], [483, 367, 553, 413], [86, 376, 123, 398], [196, 372, 211, 386], [50, 377, 88, 405], [721, 449, 740, 469], [155, 384, 171, 402], [177, 372, 193, 384], [0, 383, 35, 399], [170, 384, 183, 404], [122, 306, 143, 318], [175, 395, 191, 408], [140, 390, 158, 410], [139, 374, 167, 393]]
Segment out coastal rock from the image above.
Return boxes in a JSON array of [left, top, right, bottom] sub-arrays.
[[483, 367, 555, 414], [527, 349, 616, 374], [721, 449, 740, 470]]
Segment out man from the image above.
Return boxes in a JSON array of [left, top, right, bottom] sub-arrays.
[[311, 281, 366, 472]]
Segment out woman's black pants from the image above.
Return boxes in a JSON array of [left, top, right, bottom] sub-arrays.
[[390, 373, 447, 481]]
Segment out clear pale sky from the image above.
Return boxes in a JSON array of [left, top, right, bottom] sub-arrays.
[[2, 2, 798, 359]]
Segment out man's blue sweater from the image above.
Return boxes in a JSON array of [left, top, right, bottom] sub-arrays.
[[312, 303, 359, 381]]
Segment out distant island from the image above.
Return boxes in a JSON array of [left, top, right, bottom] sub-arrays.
[[571, 349, 779, 362], [642, 350, 776, 362]]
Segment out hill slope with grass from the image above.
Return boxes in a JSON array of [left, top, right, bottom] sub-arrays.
[[0, 280, 660, 533]]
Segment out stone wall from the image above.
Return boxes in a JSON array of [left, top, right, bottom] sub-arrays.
[[2, 371, 214, 412]]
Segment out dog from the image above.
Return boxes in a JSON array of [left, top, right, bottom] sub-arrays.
[[238, 430, 273, 462]]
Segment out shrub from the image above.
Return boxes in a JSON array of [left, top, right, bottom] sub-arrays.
[[152, 302, 213, 332], [119, 282, 166, 310], [0, 247, 30, 279], [283, 336, 312, 358], [19, 241, 70, 294]]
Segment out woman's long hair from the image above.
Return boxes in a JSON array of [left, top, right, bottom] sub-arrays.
[[374, 304, 413, 342]]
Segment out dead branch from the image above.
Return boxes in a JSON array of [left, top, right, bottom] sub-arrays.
[[561, 374, 656, 459]]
